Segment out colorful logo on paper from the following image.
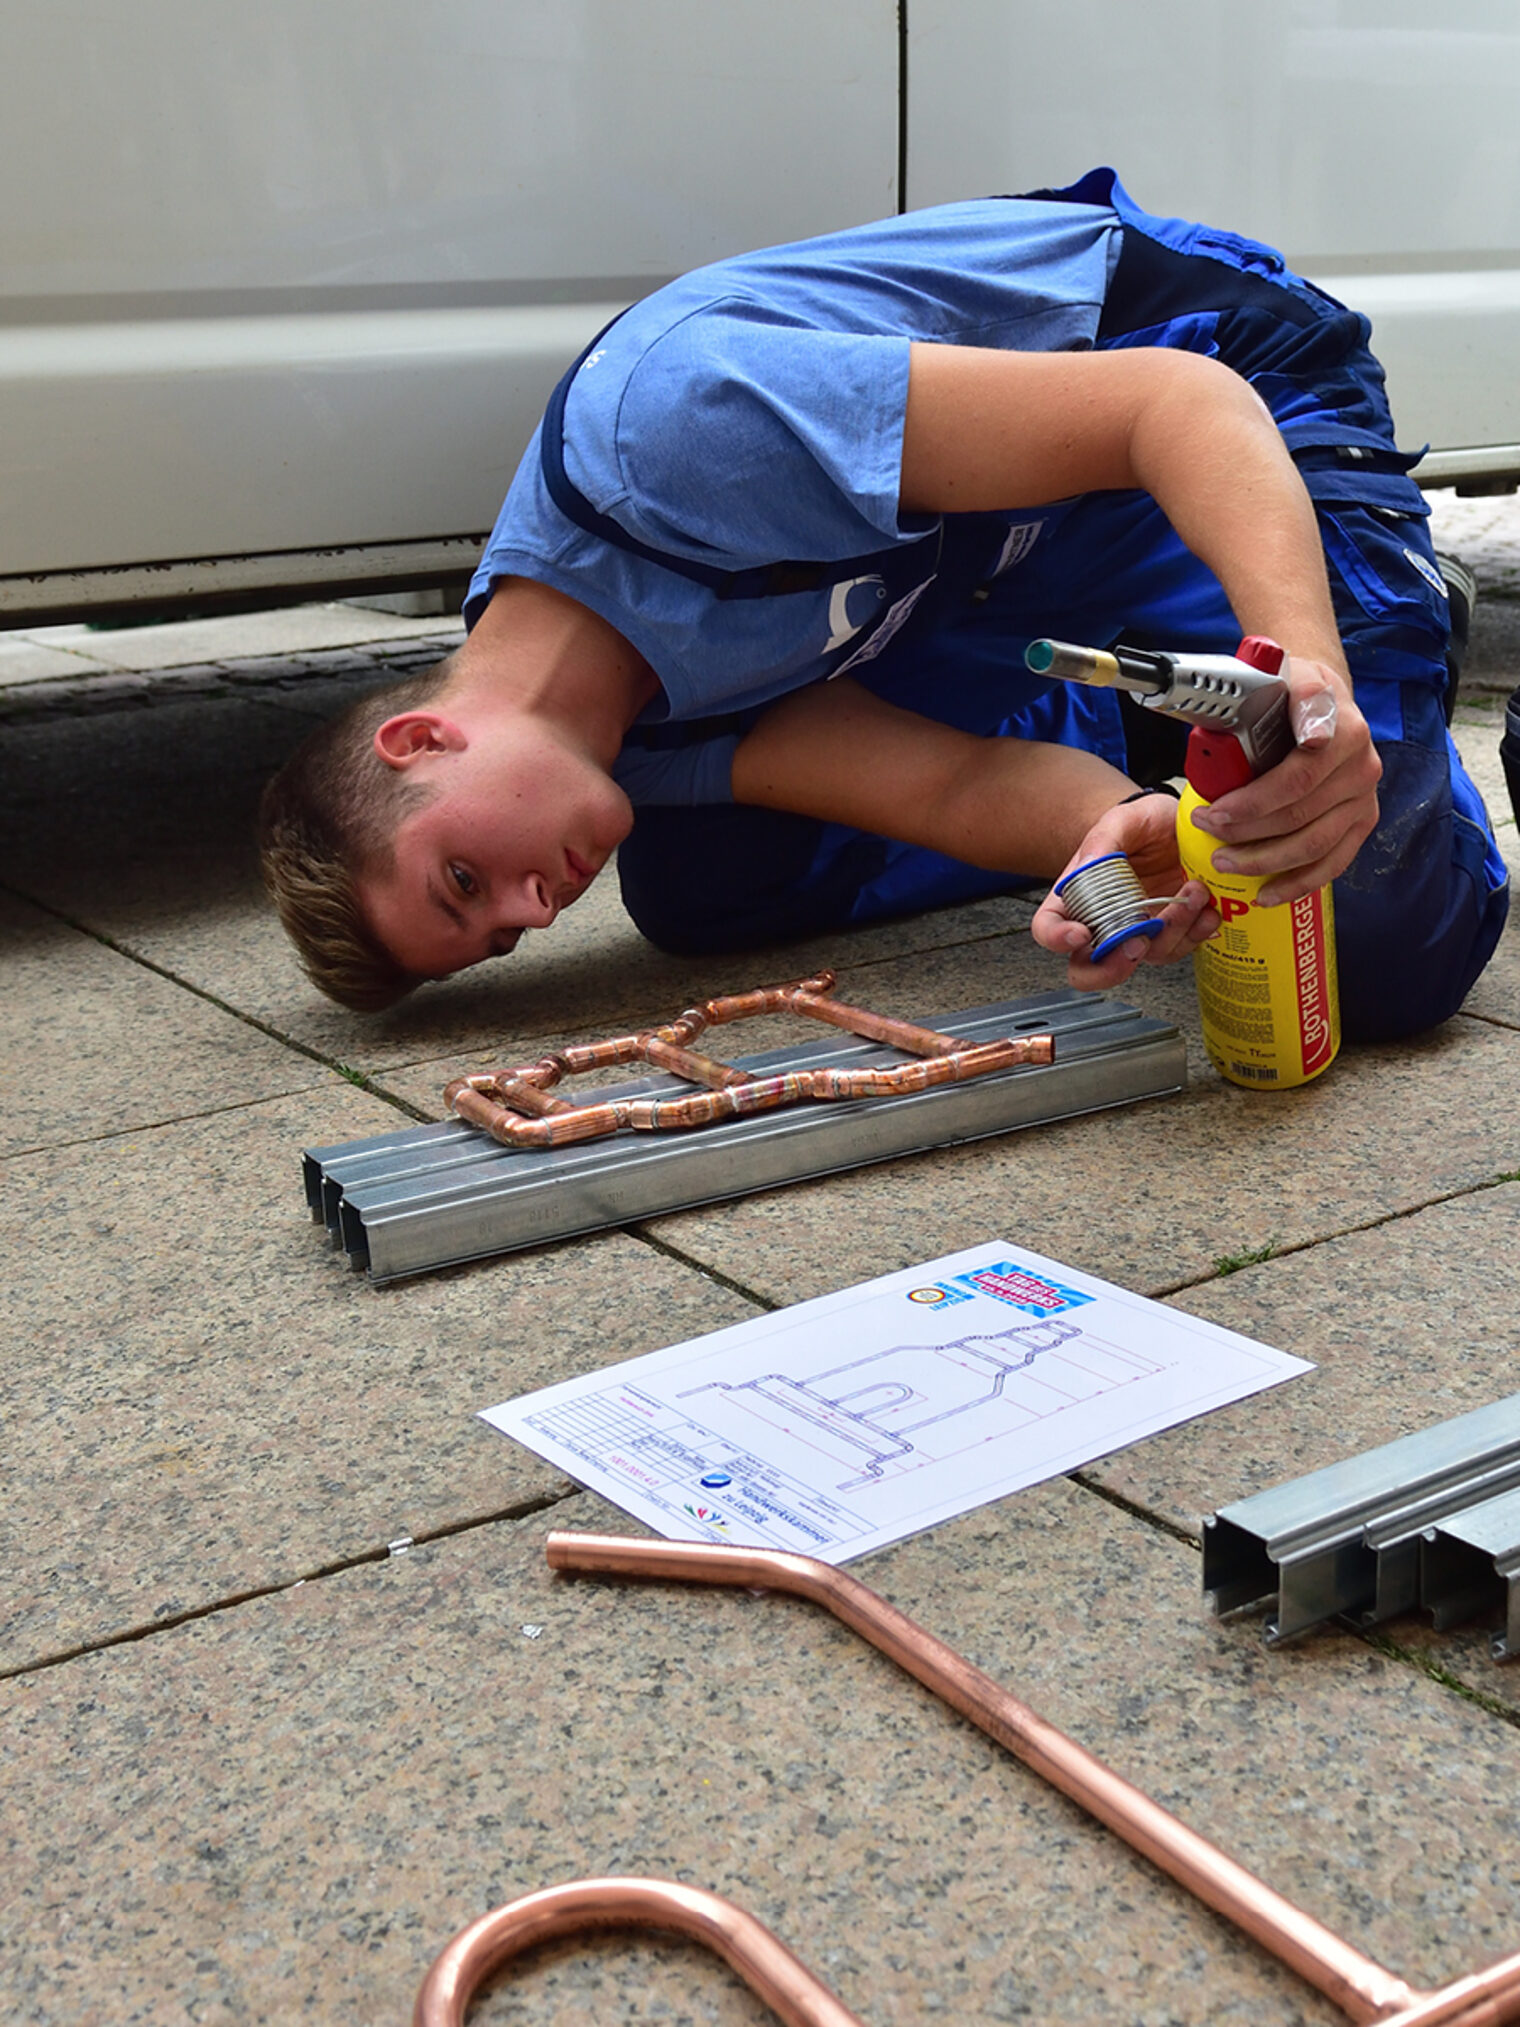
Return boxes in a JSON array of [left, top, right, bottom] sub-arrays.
[[951, 1261, 1094, 1315]]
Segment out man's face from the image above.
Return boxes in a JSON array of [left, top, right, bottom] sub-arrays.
[[359, 721, 633, 980]]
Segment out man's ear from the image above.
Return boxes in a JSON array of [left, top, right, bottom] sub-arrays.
[[373, 711, 468, 771]]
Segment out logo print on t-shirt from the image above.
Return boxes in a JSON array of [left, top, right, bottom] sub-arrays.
[[823, 574, 888, 653], [991, 520, 1045, 576], [832, 577, 936, 677]]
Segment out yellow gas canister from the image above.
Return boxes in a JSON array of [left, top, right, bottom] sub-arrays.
[[1176, 779, 1340, 1089], [1175, 635, 1340, 1090]]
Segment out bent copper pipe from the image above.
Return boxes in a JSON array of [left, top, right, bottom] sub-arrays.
[[546, 1533, 1520, 2027], [1375, 1960, 1520, 2027], [413, 1875, 866, 2027], [444, 971, 1054, 1149]]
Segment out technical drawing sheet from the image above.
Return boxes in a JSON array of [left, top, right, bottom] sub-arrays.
[[481, 1242, 1311, 1563]]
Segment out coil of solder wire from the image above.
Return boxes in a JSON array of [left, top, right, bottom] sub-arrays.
[[1052, 852, 1171, 962]]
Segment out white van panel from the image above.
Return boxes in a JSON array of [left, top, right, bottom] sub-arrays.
[[0, 0, 897, 612], [1304, 271, 1520, 481], [0, 306, 629, 574], [7, 0, 1520, 620], [7, 0, 900, 289], [907, 0, 1520, 469]]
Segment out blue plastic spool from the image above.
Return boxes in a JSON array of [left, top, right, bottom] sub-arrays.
[[1052, 852, 1169, 962]]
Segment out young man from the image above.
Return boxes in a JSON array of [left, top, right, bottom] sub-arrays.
[[260, 169, 1508, 1036]]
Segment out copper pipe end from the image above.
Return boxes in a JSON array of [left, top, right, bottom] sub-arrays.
[[413, 1876, 867, 2027]]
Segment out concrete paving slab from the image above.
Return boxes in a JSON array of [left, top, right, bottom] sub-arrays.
[[0, 689, 439, 1065], [0, 656, 383, 735], [6, 1484, 1520, 2026], [1082, 1186, 1520, 1678], [1369, 1611, 1520, 1708], [20, 603, 464, 672], [0, 691, 310, 888], [638, 963, 1520, 1306], [0, 635, 460, 728], [1463, 919, 1520, 1032], [1423, 489, 1520, 698], [866, 1484, 1520, 1988], [0, 1082, 765, 1674], [0, 635, 115, 686], [0, 693, 420, 1088], [1428, 492, 1520, 606], [1465, 599, 1520, 694], [0, 892, 327, 1158], [1452, 698, 1516, 840], [0, 665, 236, 726], [224, 663, 436, 728]]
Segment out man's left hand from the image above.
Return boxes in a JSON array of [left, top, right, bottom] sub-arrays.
[[1031, 790, 1220, 990]]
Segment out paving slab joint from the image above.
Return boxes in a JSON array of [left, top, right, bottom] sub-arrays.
[[1355, 1629, 1520, 1730], [1070, 1468, 1204, 1549], [0, 1490, 577, 1683]]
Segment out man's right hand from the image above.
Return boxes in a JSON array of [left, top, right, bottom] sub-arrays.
[[1031, 792, 1220, 991]]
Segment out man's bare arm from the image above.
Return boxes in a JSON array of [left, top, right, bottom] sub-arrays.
[[730, 675, 1133, 877], [730, 677, 1222, 980], [901, 342, 1343, 664], [900, 343, 1381, 902]]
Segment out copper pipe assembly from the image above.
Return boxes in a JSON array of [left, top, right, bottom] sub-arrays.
[[444, 971, 1054, 1149], [546, 1531, 1520, 2027], [413, 1875, 866, 2027]]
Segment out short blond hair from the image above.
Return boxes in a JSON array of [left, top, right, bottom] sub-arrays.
[[258, 659, 454, 1011]]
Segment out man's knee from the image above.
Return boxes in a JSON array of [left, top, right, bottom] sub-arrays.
[[617, 804, 1022, 954], [618, 805, 885, 953], [1334, 738, 1509, 1040]]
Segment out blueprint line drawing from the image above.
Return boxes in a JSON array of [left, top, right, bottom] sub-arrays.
[[481, 1242, 1313, 1564], [524, 1382, 866, 1553], [678, 1318, 1164, 1491]]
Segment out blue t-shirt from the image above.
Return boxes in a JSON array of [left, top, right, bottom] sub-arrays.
[[466, 196, 1123, 802]]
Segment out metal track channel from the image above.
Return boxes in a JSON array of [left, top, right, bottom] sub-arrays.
[[1204, 1392, 1520, 1647], [304, 991, 1184, 1284], [1421, 1485, 1520, 1660]]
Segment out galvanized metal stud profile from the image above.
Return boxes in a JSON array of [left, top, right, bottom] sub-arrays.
[[1420, 1483, 1520, 1660], [1204, 1392, 1520, 1648], [304, 989, 1185, 1284]]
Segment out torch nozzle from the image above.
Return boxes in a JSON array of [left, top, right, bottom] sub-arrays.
[[1025, 638, 1172, 696], [1026, 636, 1295, 778], [1027, 639, 1129, 689]]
